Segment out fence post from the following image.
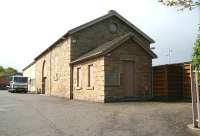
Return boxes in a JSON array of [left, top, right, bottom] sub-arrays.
[[195, 70, 200, 127], [191, 65, 198, 127]]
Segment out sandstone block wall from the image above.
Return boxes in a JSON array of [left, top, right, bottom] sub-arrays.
[[23, 63, 36, 92], [73, 57, 105, 102], [35, 38, 71, 98]]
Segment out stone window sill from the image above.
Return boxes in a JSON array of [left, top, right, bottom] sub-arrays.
[[86, 86, 94, 90], [105, 85, 120, 87], [76, 87, 82, 90]]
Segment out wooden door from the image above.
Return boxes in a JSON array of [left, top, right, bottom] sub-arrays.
[[122, 61, 135, 97], [42, 77, 46, 94]]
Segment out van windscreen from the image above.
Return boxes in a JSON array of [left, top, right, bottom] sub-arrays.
[[14, 77, 27, 83]]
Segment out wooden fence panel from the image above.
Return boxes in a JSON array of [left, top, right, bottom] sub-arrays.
[[153, 62, 200, 101], [153, 66, 168, 97], [183, 63, 192, 99], [153, 64, 183, 100]]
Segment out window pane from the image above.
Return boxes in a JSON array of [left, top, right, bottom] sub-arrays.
[[88, 65, 93, 87], [14, 77, 28, 83], [77, 68, 81, 87]]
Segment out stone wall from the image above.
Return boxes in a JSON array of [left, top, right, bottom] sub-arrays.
[[72, 57, 105, 102], [70, 16, 150, 61], [35, 38, 71, 98], [104, 39, 152, 101], [35, 52, 50, 94], [23, 63, 36, 92]]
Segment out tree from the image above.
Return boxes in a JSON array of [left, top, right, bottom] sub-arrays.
[[0, 66, 5, 76], [192, 27, 200, 67], [5, 67, 17, 75], [0, 66, 18, 76], [192, 26, 200, 73], [159, 0, 200, 10], [191, 27, 200, 128]]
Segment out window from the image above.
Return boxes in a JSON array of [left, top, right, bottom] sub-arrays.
[[14, 77, 28, 83], [88, 64, 93, 87], [109, 23, 118, 33], [77, 67, 81, 87]]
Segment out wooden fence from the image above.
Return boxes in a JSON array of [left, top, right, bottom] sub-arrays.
[[153, 62, 200, 101], [153, 63, 183, 100], [183, 63, 192, 99]]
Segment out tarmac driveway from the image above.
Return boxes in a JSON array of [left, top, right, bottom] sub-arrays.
[[0, 90, 196, 136]]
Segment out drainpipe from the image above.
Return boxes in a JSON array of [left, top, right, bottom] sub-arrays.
[[70, 64, 73, 99], [151, 63, 154, 99], [50, 51, 52, 95], [69, 36, 73, 100]]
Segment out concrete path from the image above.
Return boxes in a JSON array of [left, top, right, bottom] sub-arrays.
[[0, 90, 197, 136]]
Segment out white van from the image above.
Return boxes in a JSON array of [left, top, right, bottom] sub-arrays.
[[8, 75, 28, 93]]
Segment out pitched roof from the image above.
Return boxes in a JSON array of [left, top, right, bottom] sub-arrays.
[[34, 10, 155, 61], [70, 33, 157, 65], [68, 10, 155, 43]]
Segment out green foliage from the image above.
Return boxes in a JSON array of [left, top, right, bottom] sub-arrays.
[[5, 67, 17, 75], [0, 66, 18, 76], [192, 26, 200, 71], [159, 0, 200, 10], [0, 66, 5, 76]]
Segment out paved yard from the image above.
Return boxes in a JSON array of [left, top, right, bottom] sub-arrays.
[[0, 90, 197, 136]]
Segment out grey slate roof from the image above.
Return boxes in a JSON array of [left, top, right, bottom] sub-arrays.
[[70, 33, 157, 65], [34, 10, 155, 61]]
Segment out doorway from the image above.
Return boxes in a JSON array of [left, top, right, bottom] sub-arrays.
[[42, 77, 47, 94], [42, 60, 47, 94], [121, 60, 135, 97]]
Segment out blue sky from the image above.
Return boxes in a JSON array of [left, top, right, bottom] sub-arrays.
[[0, 0, 199, 71]]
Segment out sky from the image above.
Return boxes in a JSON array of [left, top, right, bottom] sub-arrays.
[[0, 0, 199, 71]]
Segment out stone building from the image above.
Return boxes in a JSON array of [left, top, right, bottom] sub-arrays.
[[23, 61, 36, 92], [25, 10, 157, 102]]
